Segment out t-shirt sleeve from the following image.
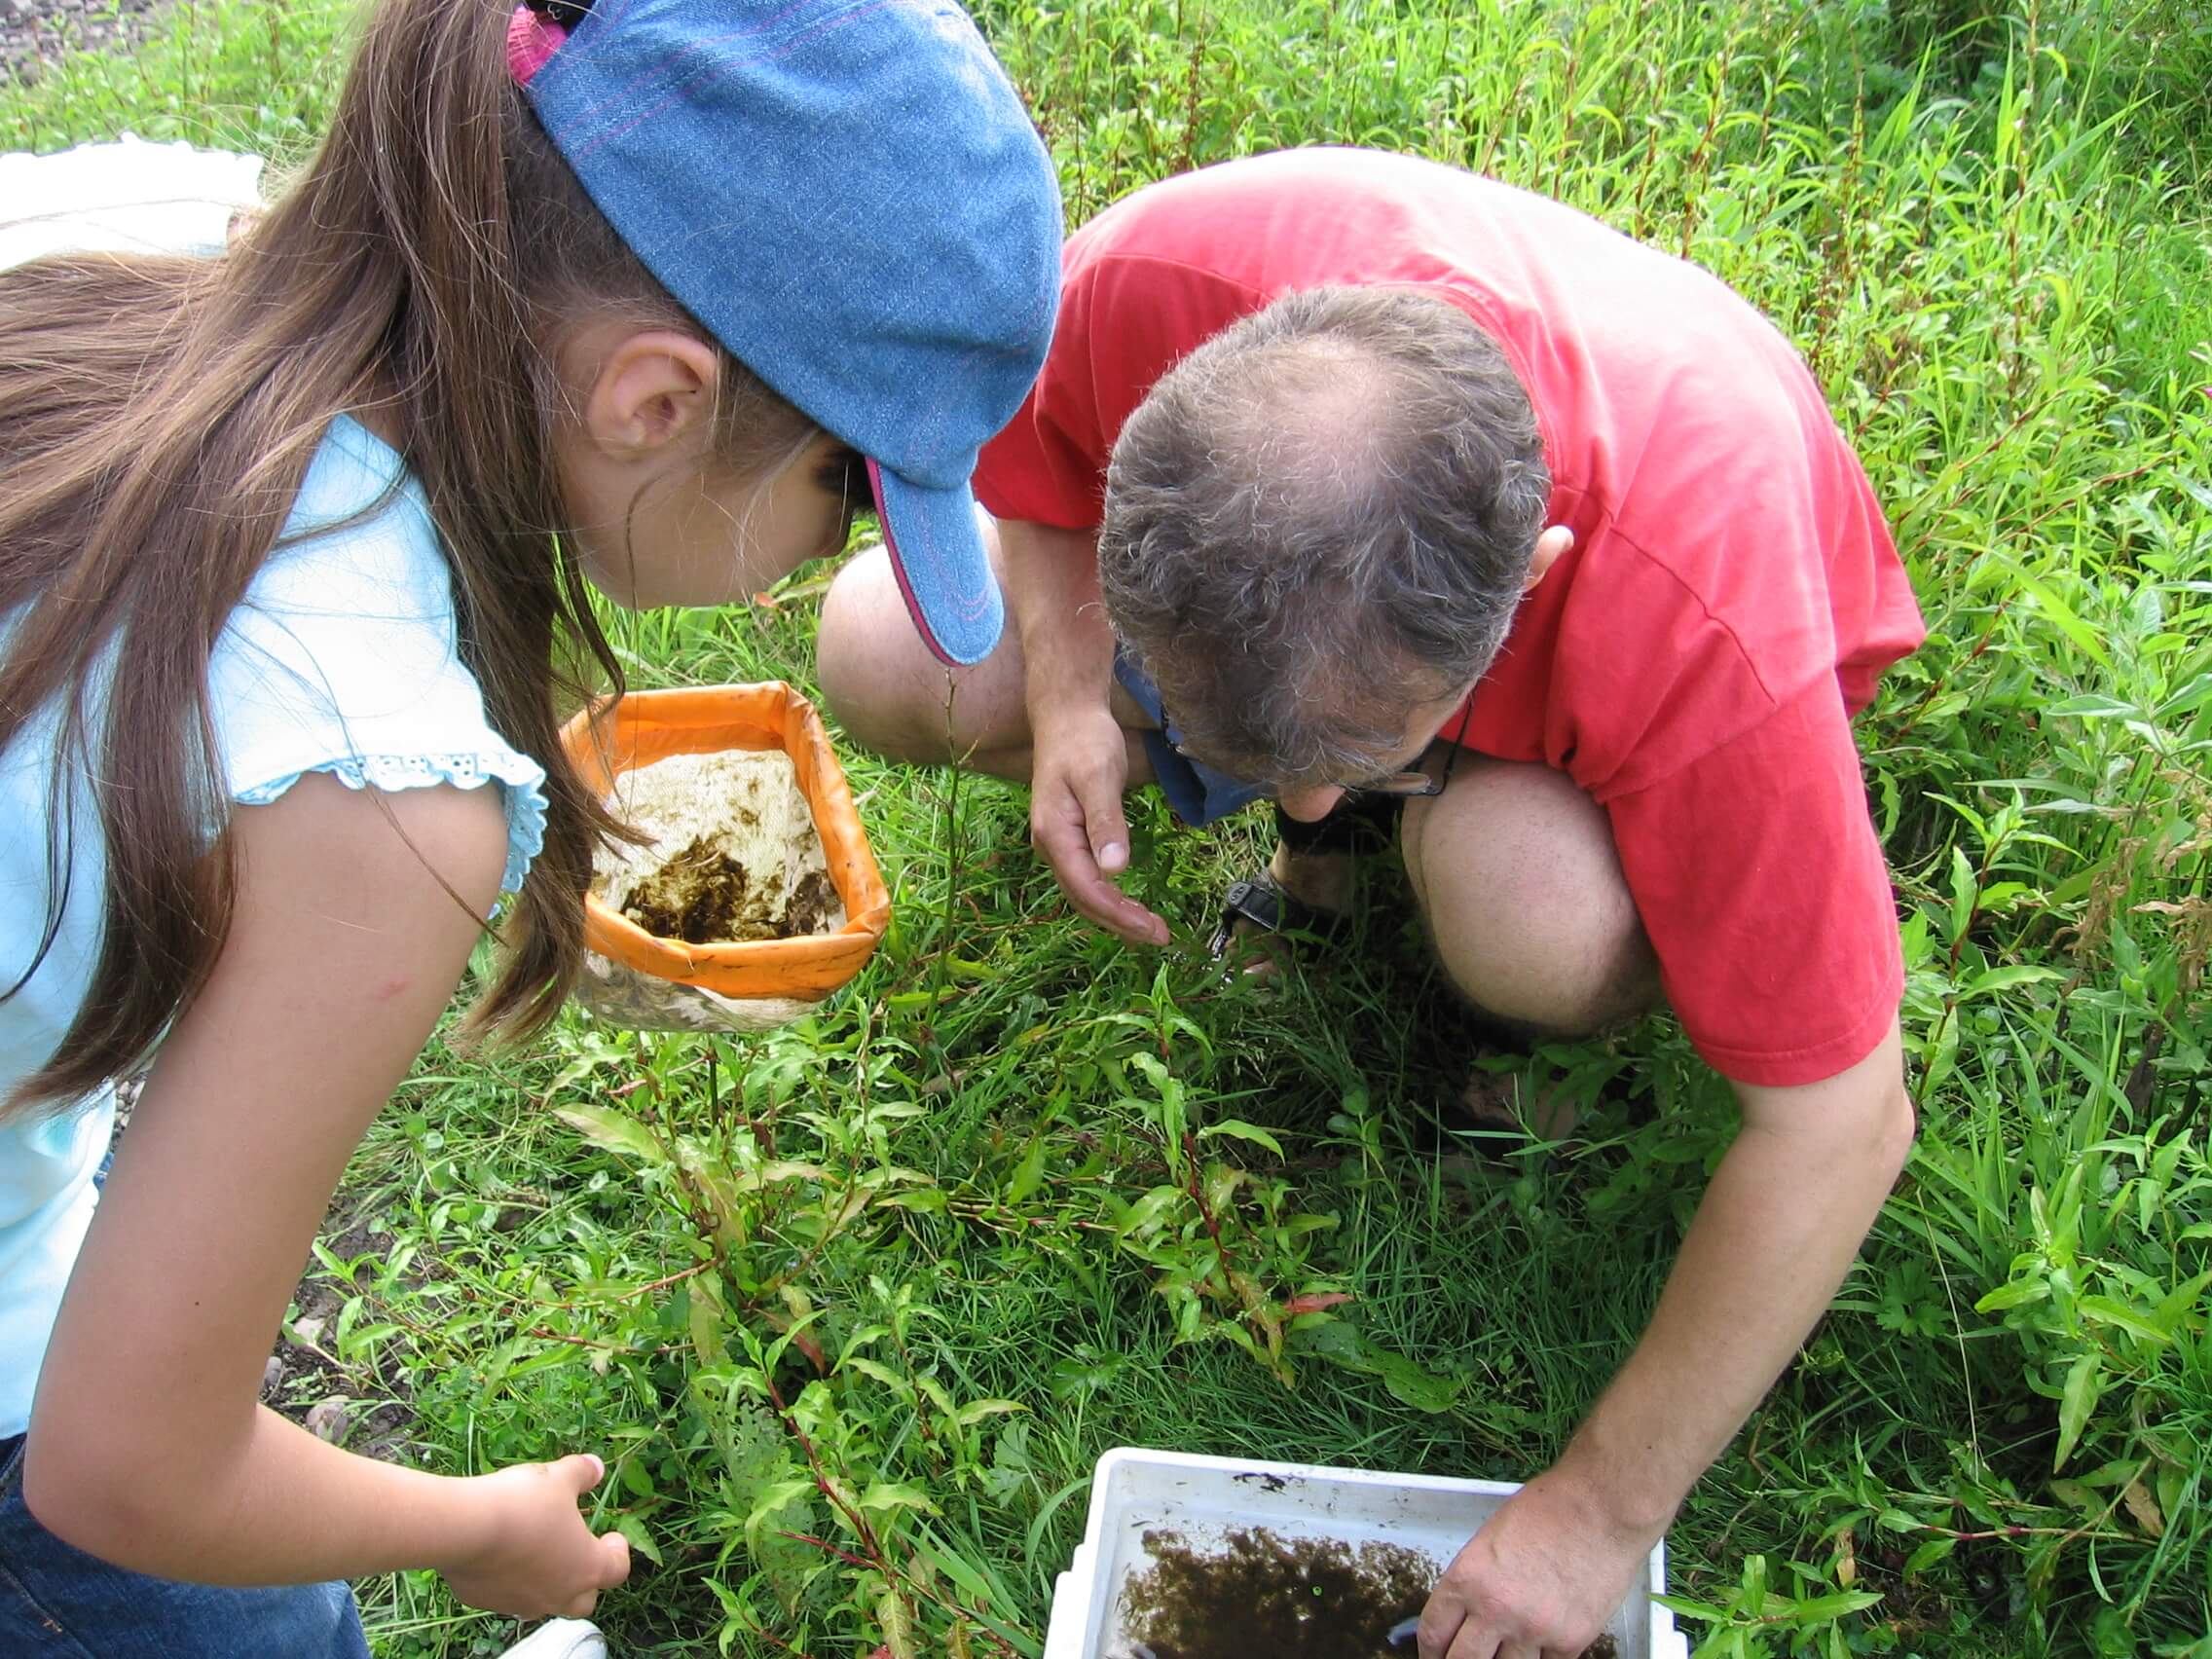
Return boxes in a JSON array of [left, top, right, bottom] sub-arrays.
[[974, 250, 1268, 530], [1604, 682, 1903, 1088], [208, 423, 548, 903]]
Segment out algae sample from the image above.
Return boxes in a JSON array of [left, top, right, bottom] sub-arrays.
[[593, 750, 844, 944], [1116, 1527, 1620, 1659]]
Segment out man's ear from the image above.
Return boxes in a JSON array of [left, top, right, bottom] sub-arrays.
[[1525, 524, 1575, 590], [579, 330, 721, 460]]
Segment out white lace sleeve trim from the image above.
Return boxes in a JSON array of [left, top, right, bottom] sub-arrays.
[[234, 749, 549, 902]]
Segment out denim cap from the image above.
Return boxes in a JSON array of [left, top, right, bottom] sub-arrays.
[[518, 0, 1062, 665]]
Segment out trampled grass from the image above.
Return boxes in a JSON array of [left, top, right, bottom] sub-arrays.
[[6, 1, 2210, 1655]]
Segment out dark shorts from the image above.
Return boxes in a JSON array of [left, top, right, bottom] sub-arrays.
[[0, 1435, 369, 1658], [1113, 649, 1270, 828]]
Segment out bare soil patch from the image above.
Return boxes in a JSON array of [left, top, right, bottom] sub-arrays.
[[2, 0, 166, 83]]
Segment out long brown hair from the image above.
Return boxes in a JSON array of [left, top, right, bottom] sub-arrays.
[[0, 0, 817, 1115]]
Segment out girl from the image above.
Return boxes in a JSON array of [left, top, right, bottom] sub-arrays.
[[0, 0, 1061, 1653]]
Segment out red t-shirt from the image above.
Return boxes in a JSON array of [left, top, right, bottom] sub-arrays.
[[975, 148, 1927, 1088]]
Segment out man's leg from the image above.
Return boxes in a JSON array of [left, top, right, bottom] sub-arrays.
[[817, 541, 1164, 781], [1399, 756, 1660, 1040], [817, 542, 1042, 778]]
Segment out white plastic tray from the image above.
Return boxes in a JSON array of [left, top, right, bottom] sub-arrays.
[[1043, 1448, 1686, 1659]]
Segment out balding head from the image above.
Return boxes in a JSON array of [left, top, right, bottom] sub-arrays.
[[1099, 285, 1548, 788]]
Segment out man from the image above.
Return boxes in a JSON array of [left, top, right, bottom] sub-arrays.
[[816, 146, 1923, 1659]]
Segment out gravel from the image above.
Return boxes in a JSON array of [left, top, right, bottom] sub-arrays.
[[2, 0, 169, 87]]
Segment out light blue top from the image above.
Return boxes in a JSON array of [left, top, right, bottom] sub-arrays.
[[0, 416, 548, 1440]]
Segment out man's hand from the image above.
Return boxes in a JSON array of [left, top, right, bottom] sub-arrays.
[[1418, 1470, 1656, 1658], [999, 516, 1172, 945], [1029, 701, 1169, 944]]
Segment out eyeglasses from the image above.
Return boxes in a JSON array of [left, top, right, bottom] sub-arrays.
[[1160, 699, 1474, 801]]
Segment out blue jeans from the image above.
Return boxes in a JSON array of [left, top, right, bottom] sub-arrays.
[[0, 1435, 369, 1657], [1113, 648, 1269, 828]]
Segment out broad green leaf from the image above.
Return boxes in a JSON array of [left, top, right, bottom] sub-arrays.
[[1652, 1595, 1733, 1622], [2000, 559, 2115, 671], [2043, 693, 2143, 719], [1049, 1351, 1126, 1398], [1294, 1318, 1463, 1413], [743, 1477, 818, 1545], [2077, 1293, 2174, 1347], [1112, 1185, 1189, 1240], [1974, 1278, 2050, 1313], [554, 1104, 668, 1165], [1006, 1135, 1051, 1205], [1904, 1537, 1957, 1575], [880, 1587, 919, 1659], [1959, 965, 2064, 1000], [1948, 846, 1977, 944], [1788, 1591, 1886, 1618], [474, 1334, 536, 1398], [687, 1289, 726, 1370], [840, 1355, 906, 1390], [859, 1480, 940, 1518], [1197, 1119, 1289, 1159], [2152, 1270, 2212, 1332], [2055, 1351, 2103, 1471], [951, 1398, 1028, 1426]]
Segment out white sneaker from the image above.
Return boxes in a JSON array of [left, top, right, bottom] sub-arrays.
[[498, 1619, 609, 1659]]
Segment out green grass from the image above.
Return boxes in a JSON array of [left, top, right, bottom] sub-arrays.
[[8, 0, 2212, 1654]]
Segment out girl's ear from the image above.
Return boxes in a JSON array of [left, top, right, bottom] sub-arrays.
[[579, 330, 721, 460]]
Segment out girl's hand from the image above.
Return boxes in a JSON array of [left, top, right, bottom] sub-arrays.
[[438, 1455, 633, 1617]]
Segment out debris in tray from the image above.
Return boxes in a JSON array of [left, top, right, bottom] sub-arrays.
[[1117, 1527, 1432, 1658], [592, 750, 844, 945], [1116, 1526, 1621, 1658]]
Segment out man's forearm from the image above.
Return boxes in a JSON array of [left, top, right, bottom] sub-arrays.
[[1553, 1025, 1915, 1534], [995, 517, 1115, 717]]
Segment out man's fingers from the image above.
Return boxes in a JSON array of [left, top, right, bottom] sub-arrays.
[[1033, 799, 1166, 944], [1068, 784, 1168, 944], [1419, 1603, 1463, 1659], [1079, 785, 1131, 876], [1061, 862, 1166, 941], [1033, 823, 1145, 940]]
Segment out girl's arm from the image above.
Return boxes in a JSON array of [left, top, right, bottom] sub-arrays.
[[22, 772, 630, 1616]]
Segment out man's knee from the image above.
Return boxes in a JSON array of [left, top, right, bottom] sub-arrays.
[[1402, 759, 1659, 1037], [817, 549, 947, 761], [817, 544, 1034, 770], [1455, 901, 1658, 1040]]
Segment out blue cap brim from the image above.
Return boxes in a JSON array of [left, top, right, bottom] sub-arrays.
[[868, 458, 1005, 667]]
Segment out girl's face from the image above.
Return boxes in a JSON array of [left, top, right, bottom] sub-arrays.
[[551, 325, 872, 609], [565, 431, 869, 610]]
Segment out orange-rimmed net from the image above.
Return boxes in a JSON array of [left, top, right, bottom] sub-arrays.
[[561, 683, 891, 1031]]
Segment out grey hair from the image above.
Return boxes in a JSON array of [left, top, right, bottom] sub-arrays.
[[1098, 284, 1549, 787]]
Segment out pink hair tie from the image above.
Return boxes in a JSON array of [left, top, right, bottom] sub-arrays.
[[506, 4, 569, 86]]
